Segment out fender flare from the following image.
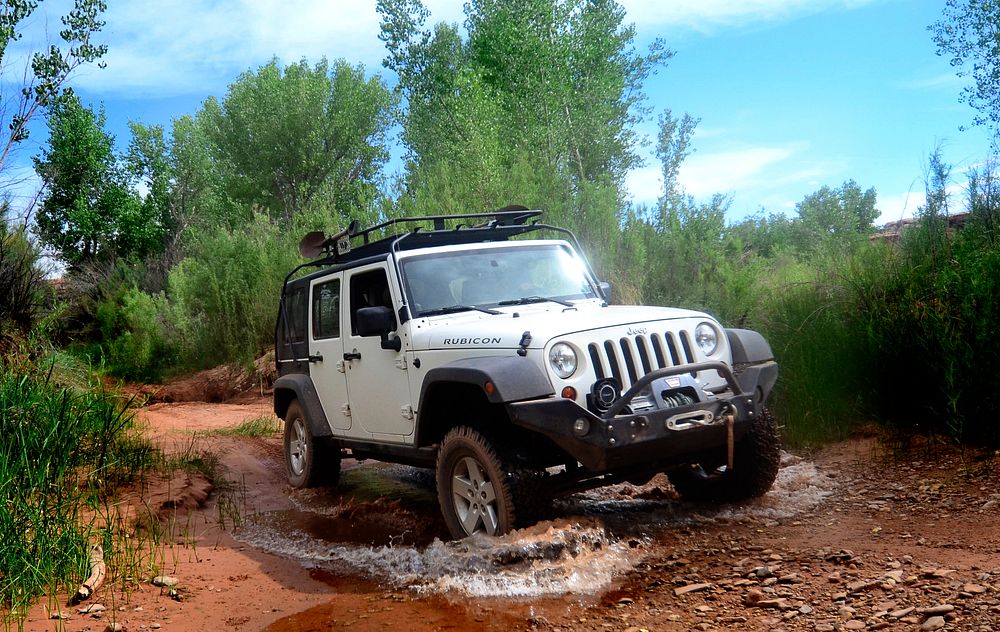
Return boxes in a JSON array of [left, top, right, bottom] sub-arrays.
[[273, 374, 333, 438], [725, 328, 778, 403], [725, 328, 774, 364], [415, 356, 554, 444]]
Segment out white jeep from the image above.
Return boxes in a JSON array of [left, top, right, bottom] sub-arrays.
[[273, 209, 780, 539]]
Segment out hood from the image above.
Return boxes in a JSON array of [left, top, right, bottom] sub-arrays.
[[407, 301, 714, 351]]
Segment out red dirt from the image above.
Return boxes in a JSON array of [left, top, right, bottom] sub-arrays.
[[21, 401, 1000, 631]]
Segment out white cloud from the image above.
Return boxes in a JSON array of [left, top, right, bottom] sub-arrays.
[[20, 0, 463, 98], [618, 0, 878, 32], [897, 73, 963, 91], [625, 164, 663, 205], [677, 144, 805, 197]]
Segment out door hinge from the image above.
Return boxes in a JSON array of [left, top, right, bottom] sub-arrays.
[[395, 357, 407, 370], [336, 360, 346, 373], [341, 403, 351, 417], [401, 405, 415, 420]]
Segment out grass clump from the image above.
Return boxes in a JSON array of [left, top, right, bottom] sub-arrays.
[[0, 356, 153, 622], [207, 414, 282, 438]]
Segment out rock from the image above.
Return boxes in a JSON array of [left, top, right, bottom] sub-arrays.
[[799, 605, 814, 615], [963, 583, 987, 594], [779, 573, 803, 584], [757, 598, 789, 609], [844, 620, 866, 630], [753, 566, 775, 579], [50, 611, 70, 620], [745, 589, 766, 605], [78, 603, 107, 615], [616, 597, 634, 605], [888, 607, 915, 618], [883, 570, 904, 582], [152, 576, 178, 587], [921, 616, 946, 631], [815, 625, 836, 632], [674, 583, 712, 596], [919, 604, 955, 615], [151, 625, 161, 630], [848, 579, 878, 594], [104, 624, 124, 632], [838, 605, 857, 619]]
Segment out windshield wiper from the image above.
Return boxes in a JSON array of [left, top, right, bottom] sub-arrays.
[[418, 304, 501, 317], [497, 295, 574, 308]]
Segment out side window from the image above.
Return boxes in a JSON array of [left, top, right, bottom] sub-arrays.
[[312, 279, 341, 339], [284, 286, 307, 344], [349, 268, 394, 335]]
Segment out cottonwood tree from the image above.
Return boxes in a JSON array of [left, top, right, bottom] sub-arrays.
[[195, 58, 396, 226], [931, 1, 1000, 142], [33, 94, 166, 266], [377, 0, 668, 253], [0, 0, 107, 177]]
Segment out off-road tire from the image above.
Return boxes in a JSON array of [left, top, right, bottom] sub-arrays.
[[667, 407, 781, 502], [283, 400, 341, 488], [436, 426, 522, 539]]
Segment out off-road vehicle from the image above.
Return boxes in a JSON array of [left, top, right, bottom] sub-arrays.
[[273, 208, 780, 540]]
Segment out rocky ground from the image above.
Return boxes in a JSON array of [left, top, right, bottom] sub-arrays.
[[19, 398, 1000, 632]]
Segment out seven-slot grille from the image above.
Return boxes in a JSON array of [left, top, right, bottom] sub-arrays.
[[587, 331, 697, 391]]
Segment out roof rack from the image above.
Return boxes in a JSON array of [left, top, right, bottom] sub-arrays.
[[297, 206, 552, 265]]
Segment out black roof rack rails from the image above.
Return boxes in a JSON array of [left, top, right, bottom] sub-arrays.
[[353, 207, 542, 245]]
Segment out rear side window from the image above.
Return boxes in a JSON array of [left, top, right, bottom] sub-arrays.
[[284, 286, 307, 344], [313, 279, 341, 339], [277, 285, 308, 361]]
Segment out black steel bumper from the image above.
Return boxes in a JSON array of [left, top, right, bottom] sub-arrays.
[[506, 361, 778, 472]]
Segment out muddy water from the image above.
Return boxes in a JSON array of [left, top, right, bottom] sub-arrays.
[[237, 455, 837, 599]]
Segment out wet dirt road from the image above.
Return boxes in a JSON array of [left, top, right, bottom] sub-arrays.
[[24, 400, 1000, 631]]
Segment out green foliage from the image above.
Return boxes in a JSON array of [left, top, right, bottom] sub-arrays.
[[0, 207, 47, 335], [34, 94, 166, 266], [931, 0, 1000, 141], [378, 0, 667, 274], [95, 286, 176, 382], [0, 0, 108, 172], [792, 180, 878, 252], [197, 58, 395, 225], [0, 357, 151, 617], [166, 214, 303, 369]]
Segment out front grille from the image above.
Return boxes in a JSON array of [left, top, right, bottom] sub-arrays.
[[587, 331, 697, 391]]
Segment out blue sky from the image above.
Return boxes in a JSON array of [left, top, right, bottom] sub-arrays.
[[4, 0, 993, 226]]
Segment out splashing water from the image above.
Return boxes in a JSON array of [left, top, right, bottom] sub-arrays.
[[236, 455, 837, 597]]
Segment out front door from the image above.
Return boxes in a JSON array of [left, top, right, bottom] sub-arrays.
[[343, 263, 414, 440], [309, 273, 351, 431]]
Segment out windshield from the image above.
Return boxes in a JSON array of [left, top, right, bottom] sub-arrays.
[[400, 244, 598, 316]]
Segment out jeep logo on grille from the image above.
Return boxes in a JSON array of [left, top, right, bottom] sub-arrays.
[[626, 326, 648, 335]]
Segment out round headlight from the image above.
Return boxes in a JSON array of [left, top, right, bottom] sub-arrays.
[[548, 342, 578, 379], [695, 323, 719, 356]]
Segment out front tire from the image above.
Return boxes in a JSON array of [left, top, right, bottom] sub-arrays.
[[436, 427, 517, 539], [668, 407, 781, 502], [283, 400, 340, 488]]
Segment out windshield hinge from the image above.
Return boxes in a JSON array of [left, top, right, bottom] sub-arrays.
[[340, 403, 351, 417], [395, 357, 407, 370], [336, 360, 346, 374], [401, 405, 415, 420], [517, 330, 532, 357]]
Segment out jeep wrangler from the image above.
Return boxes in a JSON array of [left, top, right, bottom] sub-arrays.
[[273, 208, 780, 540]]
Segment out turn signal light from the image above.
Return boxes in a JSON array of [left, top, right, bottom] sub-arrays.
[[561, 386, 577, 400]]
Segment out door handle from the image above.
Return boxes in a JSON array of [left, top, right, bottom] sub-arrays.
[[308, 353, 323, 363], [343, 350, 362, 361]]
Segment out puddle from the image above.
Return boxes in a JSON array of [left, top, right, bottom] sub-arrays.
[[237, 454, 838, 598]]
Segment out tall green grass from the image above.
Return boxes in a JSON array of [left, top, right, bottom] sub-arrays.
[[0, 360, 153, 622]]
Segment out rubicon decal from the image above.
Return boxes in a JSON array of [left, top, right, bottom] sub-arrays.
[[442, 337, 503, 345]]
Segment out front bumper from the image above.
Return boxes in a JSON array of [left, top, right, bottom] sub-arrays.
[[506, 361, 778, 472]]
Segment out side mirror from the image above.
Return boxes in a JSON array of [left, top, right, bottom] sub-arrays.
[[598, 281, 612, 303], [357, 306, 402, 351]]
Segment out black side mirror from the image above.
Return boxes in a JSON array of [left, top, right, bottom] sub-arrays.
[[598, 281, 612, 303], [357, 306, 402, 351]]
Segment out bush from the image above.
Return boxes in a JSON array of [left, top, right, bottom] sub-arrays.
[[0, 218, 47, 338]]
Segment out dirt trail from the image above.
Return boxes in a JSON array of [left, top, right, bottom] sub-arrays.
[[24, 399, 1000, 631]]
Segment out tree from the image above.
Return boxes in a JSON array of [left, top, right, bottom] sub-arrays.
[[0, 0, 107, 176], [197, 58, 396, 225], [930, 1, 1000, 140], [377, 0, 668, 260], [33, 94, 165, 266], [793, 180, 878, 251]]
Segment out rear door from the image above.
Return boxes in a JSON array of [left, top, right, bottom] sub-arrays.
[[309, 273, 351, 431]]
